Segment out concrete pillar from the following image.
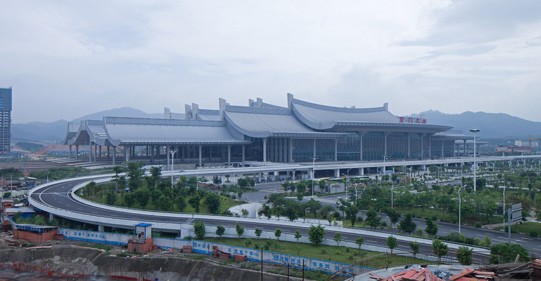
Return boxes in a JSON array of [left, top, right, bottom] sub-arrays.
[[48, 213, 54, 222], [359, 132, 364, 161], [88, 143, 92, 162], [262, 138, 267, 162], [99, 145, 102, 159], [289, 138, 293, 163], [76, 145, 79, 159], [384, 132, 389, 158], [463, 139, 467, 156], [166, 146, 170, 168], [199, 145, 202, 167], [124, 146, 130, 162], [112, 147, 116, 165], [420, 134, 424, 159], [359, 168, 364, 176], [241, 145, 245, 163], [407, 133, 411, 159], [441, 140, 445, 158], [313, 139, 317, 160], [227, 145, 231, 166], [94, 144, 98, 162], [69, 145, 72, 159], [98, 225, 104, 232], [428, 135, 432, 158], [334, 169, 340, 178], [334, 139, 338, 161]]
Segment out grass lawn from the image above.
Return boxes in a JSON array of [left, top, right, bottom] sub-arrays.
[[511, 222, 541, 236], [204, 237, 427, 269]]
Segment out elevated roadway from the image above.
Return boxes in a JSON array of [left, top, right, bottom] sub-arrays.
[[28, 175, 494, 262]]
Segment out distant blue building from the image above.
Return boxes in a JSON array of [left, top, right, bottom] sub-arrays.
[[0, 88, 12, 155]]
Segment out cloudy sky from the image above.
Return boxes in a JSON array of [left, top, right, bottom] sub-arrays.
[[1, 0, 541, 123]]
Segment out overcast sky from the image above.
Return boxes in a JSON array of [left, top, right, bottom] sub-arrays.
[[1, 0, 541, 123]]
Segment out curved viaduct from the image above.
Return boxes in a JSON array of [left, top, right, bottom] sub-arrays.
[[28, 173, 498, 261]]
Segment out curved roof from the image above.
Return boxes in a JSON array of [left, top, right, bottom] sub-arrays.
[[291, 97, 398, 130], [224, 105, 344, 139], [103, 117, 248, 145], [290, 96, 451, 133], [67, 120, 115, 146]]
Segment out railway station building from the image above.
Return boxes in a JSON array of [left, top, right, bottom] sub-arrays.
[[64, 94, 468, 166]]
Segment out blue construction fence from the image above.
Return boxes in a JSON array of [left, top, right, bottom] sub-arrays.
[[58, 228, 373, 276]]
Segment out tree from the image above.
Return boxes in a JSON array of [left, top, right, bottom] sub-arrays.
[[399, 214, 417, 234], [105, 189, 116, 205], [149, 166, 162, 188], [409, 241, 420, 258], [193, 221, 206, 240], [133, 187, 150, 207], [112, 166, 123, 192], [241, 208, 249, 218], [432, 239, 449, 264], [188, 194, 201, 213], [274, 229, 282, 240], [216, 225, 225, 238], [479, 235, 491, 248], [259, 204, 272, 219], [334, 233, 342, 246], [177, 196, 187, 212], [204, 192, 221, 214], [255, 228, 262, 239], [123, 193, 135, 207], [385, 208, 401, 228], [456, 246, 473, 265], [294, 230, 302, 242], [308, 225, 325, 245], [387, 236, 398, 254], [425, 218, 438, 236], [235, 223, 244, 237], [127, 162, 144, 190], [489, 243, 529, 264], [365, 210, 381, 229], [355, 236, 364, 250]]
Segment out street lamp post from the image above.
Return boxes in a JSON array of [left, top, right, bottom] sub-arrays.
[[458, 185, 464, 234], [170, 149, 176, 188], [311, 157, 316, 197], [391, 183, 394, 209], [470, 129, 480, 192], [503, 185, 506, 230]]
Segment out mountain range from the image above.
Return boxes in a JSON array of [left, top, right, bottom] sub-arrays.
[[11, 107, 541, 143]]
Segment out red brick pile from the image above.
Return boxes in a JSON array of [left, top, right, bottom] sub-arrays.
[[369, 268, 444, 281]]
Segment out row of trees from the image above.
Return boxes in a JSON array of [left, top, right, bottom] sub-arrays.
[[191, 221, 510, 265]]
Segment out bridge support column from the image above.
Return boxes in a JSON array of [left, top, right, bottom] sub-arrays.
[[48, 213, 54, 222], [76, 145, 79, 159], [334, 169, 340, 178], [69, 145, 72, 159], [359, 168, 364, 176], [98, 225, 104, 232]]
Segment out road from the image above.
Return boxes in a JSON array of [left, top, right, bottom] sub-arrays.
[[27, 176, 539, 263], [242, 182, 541, 258]]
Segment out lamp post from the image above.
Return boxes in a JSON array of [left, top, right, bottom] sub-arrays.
[[458, 185, 464, 235], [170, 149, 176, 188], [502, 184, 506, 230], [470, 129, 480, 192], [311, 157, 317, 197]]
